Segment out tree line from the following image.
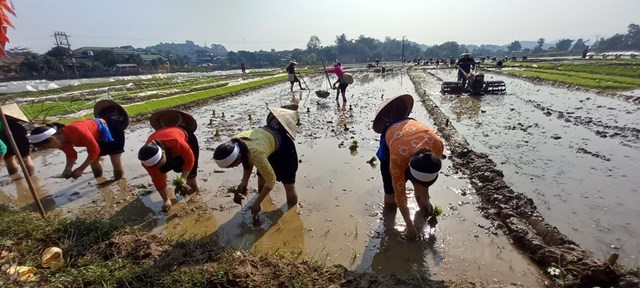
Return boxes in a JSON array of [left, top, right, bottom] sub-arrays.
[[2, 23, 638, 80]]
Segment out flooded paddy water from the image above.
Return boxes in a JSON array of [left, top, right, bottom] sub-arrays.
[[414, 67, 640, 267], [18, 64, 640, 285]]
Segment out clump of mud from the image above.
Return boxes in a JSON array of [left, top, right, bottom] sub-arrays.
[[409, 68, 639, 287], [85, 234, 168, 263]]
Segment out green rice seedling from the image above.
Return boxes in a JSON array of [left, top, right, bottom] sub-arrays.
[[214, 129, 220, 136], [172, 176, 192, 196], [433, 205, 443, 216], [349, 140, 358, 151]]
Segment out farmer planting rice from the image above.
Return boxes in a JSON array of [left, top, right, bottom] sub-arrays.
[[0, 104, 36, 177], [27, 100, 128, 180], [373, 94, 445, 239], [213, 106, 299, 221], [138, 109, 200, 212], [324, 62, 353, 103]]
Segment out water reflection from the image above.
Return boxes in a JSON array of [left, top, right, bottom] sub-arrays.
[[358, 209, 442, 277], [164, 196, 218, 240], [103, 179, 156, 232], [216, 194, 304, 255], [446, 96, 483, 121], [14, 175, 57, 212]]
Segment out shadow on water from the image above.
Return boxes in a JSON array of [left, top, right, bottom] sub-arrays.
[[358, 208, 441, 277], [215, 194, 304, 256]]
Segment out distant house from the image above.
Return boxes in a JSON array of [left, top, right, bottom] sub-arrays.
[[113, 64, 140, 74], [73, 46, 117, 58]]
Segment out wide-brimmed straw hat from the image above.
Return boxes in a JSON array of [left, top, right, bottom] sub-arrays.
[[93, 100, 129, 129], [267, 106, 298, 139], [461, 52, 471, 56], [343, 73, 354, 84], [1, 103, 29, 122], [372, 94, 414, 134], [290, 60, 297, 65], [150, 109, 198, 133]]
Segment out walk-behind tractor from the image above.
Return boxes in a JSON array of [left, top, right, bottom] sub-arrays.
[[441, 67, 506, 96]]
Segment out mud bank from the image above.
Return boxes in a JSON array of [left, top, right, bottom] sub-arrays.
[[408, 68, 640, 286]]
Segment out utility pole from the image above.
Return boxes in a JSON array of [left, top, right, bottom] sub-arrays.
[[52, 31, 79, 79], [401, 36, 406, 64]]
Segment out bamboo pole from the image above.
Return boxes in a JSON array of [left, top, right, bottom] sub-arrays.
[[0, 107, 46, 218]]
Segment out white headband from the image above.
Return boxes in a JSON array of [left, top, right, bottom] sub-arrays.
[[215, 143, 240, 168], [141, 146, 163, 166], [410, 167, 438, 183], [27, 128, 56, 144]]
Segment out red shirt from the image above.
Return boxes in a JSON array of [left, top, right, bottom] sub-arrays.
[[60, 119, 101, 161], [142, 127, 194, 191]]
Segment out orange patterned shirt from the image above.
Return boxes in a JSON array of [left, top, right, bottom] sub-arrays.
[[386, 119, 444, 206]]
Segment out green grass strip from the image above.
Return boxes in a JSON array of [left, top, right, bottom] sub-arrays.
[[58, 75, 287, 123], [522, 68, 640, 86], [504, 70, 636, 90]]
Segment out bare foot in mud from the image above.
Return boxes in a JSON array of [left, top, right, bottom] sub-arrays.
[[162, 200, 172, 213]]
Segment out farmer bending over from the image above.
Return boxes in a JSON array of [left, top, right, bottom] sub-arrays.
[[325, 62, 349, 103], [373, 94, 444, 240], [27, 100, 127, 180], [213, 106, 299, 220], [137, 110, 199, 212], [0, 106, 36, 177]]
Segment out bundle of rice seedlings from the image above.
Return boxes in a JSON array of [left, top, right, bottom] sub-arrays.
[[173, 176, 192, 196]]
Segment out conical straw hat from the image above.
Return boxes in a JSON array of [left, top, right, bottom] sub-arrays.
[[372, 94, 414, 133], [267, 106, 298, 139], [343, 73, 354, 84], [150, 109, 198, 133], [1, 103, 28, 122], [93, 100, 129, 129]]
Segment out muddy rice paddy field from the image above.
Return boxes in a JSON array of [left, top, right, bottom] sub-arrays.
[[1, 64, 639, 286]]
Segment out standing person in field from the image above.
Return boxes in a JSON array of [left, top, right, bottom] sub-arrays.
[[137, 110, 200, 212], [456, 52, 475, 88], [286, 61, 305, 92], [373, 94, 445, 240], [213, 106, 299, 221], [27, 100, 128, 180], [241, 62, 247, 74], [324, 62, 352, 103], [0, 104, 36, 177]]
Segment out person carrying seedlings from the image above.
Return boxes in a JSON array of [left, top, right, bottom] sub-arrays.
[[373, 94, 445, 240], [27, 100, 128, 180], [213, 106, 299, 220], [286, 61, 305, 92], [324, 62, 352, 103], [137, 110, 199, 212], [0, 104, 36, 177], [457, 52, 475, 88]]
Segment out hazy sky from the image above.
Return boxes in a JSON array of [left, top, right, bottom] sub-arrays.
[[7, 0, 640, 53]]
